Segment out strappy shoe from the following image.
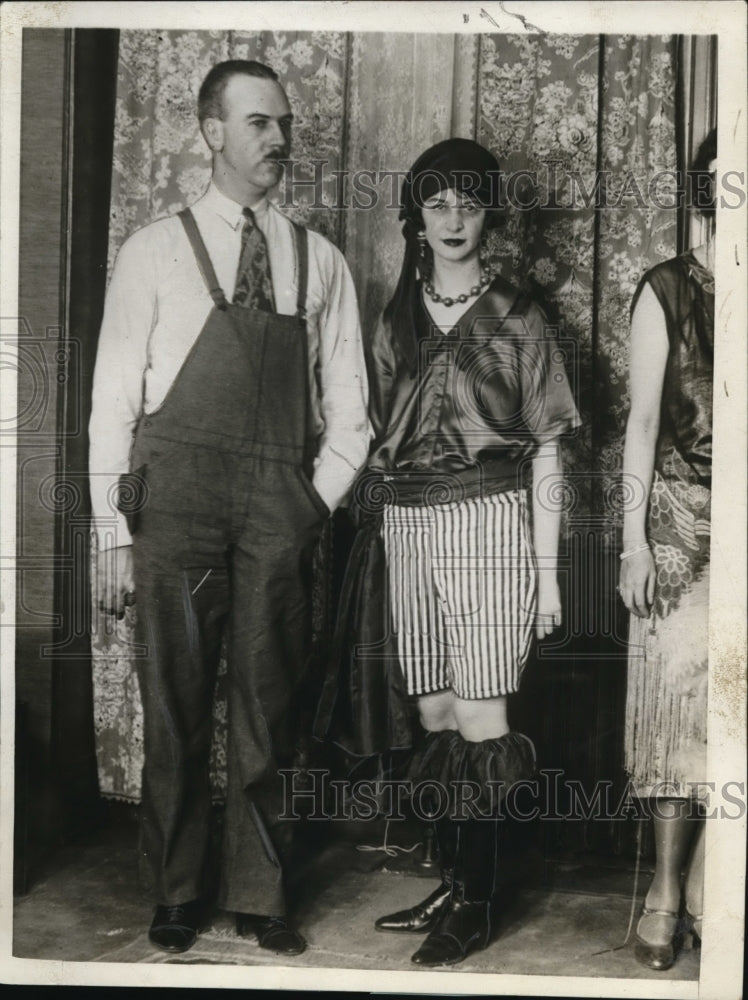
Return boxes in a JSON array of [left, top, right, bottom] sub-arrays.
[[634, 905, 683, 971], [684, 910, 703, 949]]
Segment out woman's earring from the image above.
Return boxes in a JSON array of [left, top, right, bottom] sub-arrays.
[[417, 231, 427, 258]]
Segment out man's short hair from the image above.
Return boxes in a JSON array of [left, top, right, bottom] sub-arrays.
[[198, 60, 279, 124]]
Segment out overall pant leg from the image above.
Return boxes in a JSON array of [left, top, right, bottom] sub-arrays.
[[132, 501, 230, 905], [218, 454, 325, 915]]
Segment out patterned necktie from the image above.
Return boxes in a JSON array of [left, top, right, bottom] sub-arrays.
[[232, 207, 276, 311]]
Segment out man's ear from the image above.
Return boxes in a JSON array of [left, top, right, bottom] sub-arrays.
[[202, 117, 224, 153]]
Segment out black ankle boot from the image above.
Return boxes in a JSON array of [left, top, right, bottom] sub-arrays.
[[375, 815, 457, 932], [410, 879, 491, 966], [375, 870, 452, 933], [411, 815, 498, 966]]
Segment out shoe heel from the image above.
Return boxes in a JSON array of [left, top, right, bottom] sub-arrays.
[[683, 929, 700, 950], [684, 910, 702, 950]]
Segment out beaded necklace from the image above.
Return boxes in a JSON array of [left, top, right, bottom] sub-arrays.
[[423, 270, 491, 307]]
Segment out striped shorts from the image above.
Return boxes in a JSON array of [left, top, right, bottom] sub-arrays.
[[382, 490, 537, 700]]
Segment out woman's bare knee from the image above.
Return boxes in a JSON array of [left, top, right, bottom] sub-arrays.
[[453, 695, 509, 741], [418, 690, 457, 732]]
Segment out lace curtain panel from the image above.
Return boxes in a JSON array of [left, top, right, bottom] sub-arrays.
[[93, 30, 679, 801]]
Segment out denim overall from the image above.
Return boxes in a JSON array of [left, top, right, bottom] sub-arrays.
[[128, 208, 328, 914]]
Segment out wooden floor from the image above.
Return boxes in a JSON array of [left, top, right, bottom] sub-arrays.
[[12, 809, 701, 992]]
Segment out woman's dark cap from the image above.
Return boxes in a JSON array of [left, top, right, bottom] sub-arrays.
[[399, 138, 503, 228]]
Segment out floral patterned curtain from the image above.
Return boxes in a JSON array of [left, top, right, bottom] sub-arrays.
[[107, 29, 348, 267], [479, 34, 677, 530], [92, 29, 679, 801]]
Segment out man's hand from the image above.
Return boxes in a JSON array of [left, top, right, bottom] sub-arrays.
[[536, 576, 562, 639], [97, 544, 135, 619]]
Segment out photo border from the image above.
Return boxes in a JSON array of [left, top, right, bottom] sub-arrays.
[[1, 3, 745, 997]]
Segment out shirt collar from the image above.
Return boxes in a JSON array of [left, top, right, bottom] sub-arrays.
[[203, 181, 270, 231]]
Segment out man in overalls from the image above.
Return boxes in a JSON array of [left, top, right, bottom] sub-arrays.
[[89, 59, 370, 956]]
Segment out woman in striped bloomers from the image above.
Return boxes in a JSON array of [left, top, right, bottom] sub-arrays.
[[361, 139, 580, 966]]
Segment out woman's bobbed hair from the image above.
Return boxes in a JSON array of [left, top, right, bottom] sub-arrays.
[[689, 126, 717, 218], [383, 138, 504, 374]]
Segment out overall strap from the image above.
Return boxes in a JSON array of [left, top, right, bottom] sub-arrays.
[[178, 208, 228, 310], [291, 221, 308, 323]]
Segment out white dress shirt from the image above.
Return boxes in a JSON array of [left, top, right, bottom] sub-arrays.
[[90, 182, 371, 549]]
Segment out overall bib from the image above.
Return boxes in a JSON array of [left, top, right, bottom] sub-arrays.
[[128, 209, 328, 914]]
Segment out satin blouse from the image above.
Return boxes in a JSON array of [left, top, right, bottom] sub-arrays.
[[632, 251, 714, 487], [366, 276, 581, 500]]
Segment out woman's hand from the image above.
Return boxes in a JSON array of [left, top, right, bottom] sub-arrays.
[[619, 548, 656, 618], [536, 576, 562, 639]]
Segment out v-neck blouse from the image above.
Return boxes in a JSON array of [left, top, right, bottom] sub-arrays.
[[419, 284, 487, 336], [366, 275, 581, 501]]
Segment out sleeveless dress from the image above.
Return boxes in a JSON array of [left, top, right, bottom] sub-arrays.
[[624, 251, 713, 798]]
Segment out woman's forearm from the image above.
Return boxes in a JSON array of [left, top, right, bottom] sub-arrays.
[[621, 283, 670, 549], [621, 417, 658, 548], [531, 441, 563, 580]]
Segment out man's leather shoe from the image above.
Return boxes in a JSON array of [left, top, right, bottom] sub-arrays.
[[148, 900, 203, 953], [375, 879, 452, 932], [236, 914, 306, 955]]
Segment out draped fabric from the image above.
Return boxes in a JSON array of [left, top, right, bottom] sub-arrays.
[[92, 30, 682, 802]]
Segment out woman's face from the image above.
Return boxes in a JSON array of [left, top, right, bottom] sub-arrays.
[[420, 187, 486, 267]]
